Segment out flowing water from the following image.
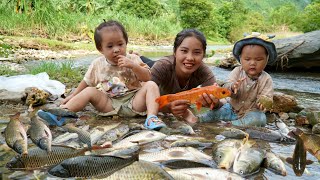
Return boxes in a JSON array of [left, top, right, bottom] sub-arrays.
[[1, 46, 320, 179]]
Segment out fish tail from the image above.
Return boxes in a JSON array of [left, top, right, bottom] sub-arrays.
[[293, 128, 303, 136], [155, 95, 169, 109]]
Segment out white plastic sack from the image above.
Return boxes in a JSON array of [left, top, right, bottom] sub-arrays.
[[0, 72, 65, 96]]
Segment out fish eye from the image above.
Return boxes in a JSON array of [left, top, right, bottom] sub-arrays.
[[240, 170, 244, 174], [219, 155, 222, 159], [222, 91, 226, 94]]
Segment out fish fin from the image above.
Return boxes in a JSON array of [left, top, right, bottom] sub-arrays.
[[286, 157, 293, 165], [155, 95, 169, 109], [306, 159, 313, 165], [90, 144, 112, 151], [196, 101, 202, 111]]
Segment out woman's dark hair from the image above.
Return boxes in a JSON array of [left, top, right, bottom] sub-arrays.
[[94, 20, 128, 51], [173, 29, 207, 54]]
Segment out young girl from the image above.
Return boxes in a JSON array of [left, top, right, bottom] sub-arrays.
[[198, 32, 277, 126], [150, 29, 220, 124], [38, 20, 166, 130]]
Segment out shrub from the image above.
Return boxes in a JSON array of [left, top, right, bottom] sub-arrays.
[[116, 0, 164, 18]]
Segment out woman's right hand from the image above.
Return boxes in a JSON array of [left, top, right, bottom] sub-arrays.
[[168, 99, 190, 117]]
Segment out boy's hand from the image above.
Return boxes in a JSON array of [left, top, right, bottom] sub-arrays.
[[198, 83, 220, 109], [257, 102, 267, 112], [232, 77, 246, 94], [168, 100, 190, 117], [117, 55, 137, 69]]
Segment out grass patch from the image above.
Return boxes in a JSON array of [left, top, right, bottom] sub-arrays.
[[27, 61, 85, 88], [0, 65, 20, 76]]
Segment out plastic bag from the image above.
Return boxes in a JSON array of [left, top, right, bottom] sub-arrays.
[[0, 72, 65, 96]]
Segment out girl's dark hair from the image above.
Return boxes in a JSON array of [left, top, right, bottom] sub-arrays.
[[173, 29, 207, 54], [94, 20, 128, 51]]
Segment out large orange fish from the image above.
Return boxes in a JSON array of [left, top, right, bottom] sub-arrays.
[[155, 85, 231, 111]]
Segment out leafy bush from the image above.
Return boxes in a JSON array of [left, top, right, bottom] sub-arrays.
[[116, 0, 164, 18], [269, 3, 300, 31], [178, 0, 215, 37], [299, 2, 320, 32]]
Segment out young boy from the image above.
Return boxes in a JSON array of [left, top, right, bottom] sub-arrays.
[[38, 20, 166, 130], [197, 32, 277, 127]]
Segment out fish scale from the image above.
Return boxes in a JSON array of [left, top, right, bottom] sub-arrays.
[[28, 116, 52, 152], [49, 154, 138, 178], [6, 145, 87, 170], [4, 113, 28, 155], [156, 85, 231, 110], [105, 160, 174, 180], [63, 124, 91, 148]]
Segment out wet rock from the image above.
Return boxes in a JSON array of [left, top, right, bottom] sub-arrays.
[[295, 114, 309, 126], [284, 119, 296, 126], [288, 112, 297, 119], [0, 89, 24, 104], [266, 113, 277, 123], [306, 111, 320, 126], [272, 92, 301, 113], [279, 112, 289, 120], [312, 123, 320, 134]]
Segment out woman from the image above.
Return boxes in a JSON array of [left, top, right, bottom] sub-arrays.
[[150, 29, 220, 123]]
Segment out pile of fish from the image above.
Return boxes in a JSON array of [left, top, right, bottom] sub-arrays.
[[1, 109, 320, 179], [212, 138, 287, 177]]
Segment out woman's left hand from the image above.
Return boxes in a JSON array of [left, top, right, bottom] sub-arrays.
[[198, 83, 220, 109]]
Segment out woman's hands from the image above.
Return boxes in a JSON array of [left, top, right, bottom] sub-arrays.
[[197, 83, 220, 110], [167, 100, 190, 117]]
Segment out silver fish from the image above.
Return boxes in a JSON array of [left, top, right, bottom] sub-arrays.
[[113, 130, 167, 148], [212, 139, 243, 170], [6, 145, 88, 170], [139, 147, 215, 167], [48, 154, 138, 178], [28, 116, 52, 152], [233, 147, 265, 176], [167, 167, 244, 180], [4, 113, 28, 155], [52, 132, 78, 144], [90, 123, 121, 145], [263, 152, 287, 176], [62, 124, 91, 148], [96, 124, 129, 145], [104, 160, 174, 180]]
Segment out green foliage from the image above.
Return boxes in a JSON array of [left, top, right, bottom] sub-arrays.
[[0, 43, 14, 58], [178, 0, 215, 37], [116, 0, 164, 18], [27, 61, 84, 87], [216, 0, 249, 42], [299, 2, 320, 32], [269, 3, 300, 31], [0, 0, 315, 45]]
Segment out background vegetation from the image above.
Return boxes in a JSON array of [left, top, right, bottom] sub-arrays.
[[0, 0, 319, 44]]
